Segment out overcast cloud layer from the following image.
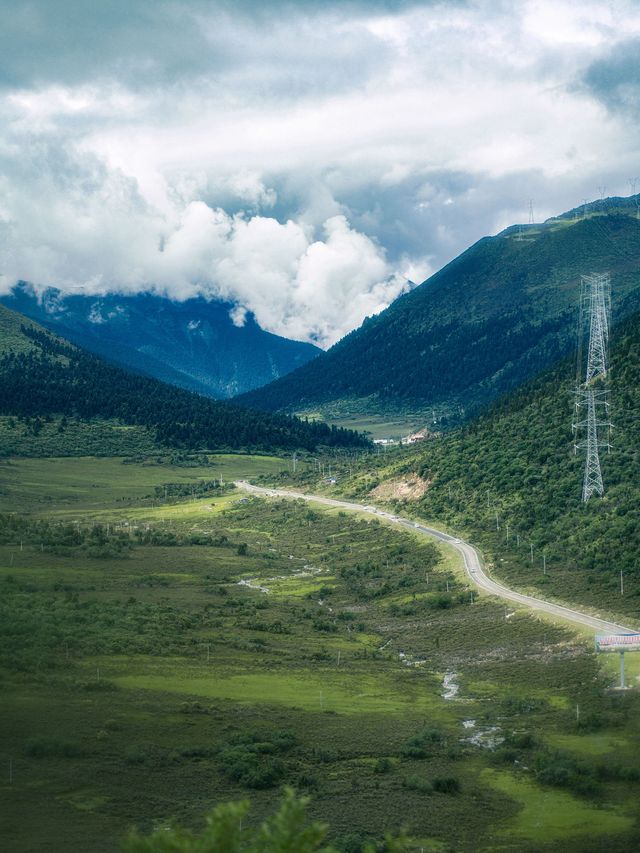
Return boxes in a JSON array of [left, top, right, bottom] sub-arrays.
[[0, 0, 639, 346]]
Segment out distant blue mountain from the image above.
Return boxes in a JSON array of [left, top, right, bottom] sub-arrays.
[[0, 284, 320, 399]]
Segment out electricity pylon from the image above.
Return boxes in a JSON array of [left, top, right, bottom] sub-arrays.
[[584, 273, 610, 381], [575, 387, 610, 502], [573, 273, 612, 502]]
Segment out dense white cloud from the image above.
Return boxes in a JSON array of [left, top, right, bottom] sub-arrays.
[[0, 0, 639, 345], [0, 168, 417, 345]]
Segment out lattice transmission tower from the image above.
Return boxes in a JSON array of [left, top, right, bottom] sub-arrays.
[[573, 273, 612, 503]]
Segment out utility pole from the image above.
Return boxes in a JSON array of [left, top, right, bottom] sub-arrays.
[[528, 199, 535, 224], [620, 569, 624, 596]]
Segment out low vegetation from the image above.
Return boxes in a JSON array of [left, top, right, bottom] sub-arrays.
[[1, 455, 639, 852]]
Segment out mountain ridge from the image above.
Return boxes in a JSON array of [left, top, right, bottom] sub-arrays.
[[276, 306, 640, 622], [0, 286, 321, 399], [0, 304, 367, 455], [237, 197, 640, 424]]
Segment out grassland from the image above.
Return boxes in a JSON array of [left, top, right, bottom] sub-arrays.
[[1, 455, 640, 852], [0, 454, 288, 513], [296, 410, 430, 441]]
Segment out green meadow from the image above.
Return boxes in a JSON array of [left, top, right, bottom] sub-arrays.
[[296, 410, 430, 441], [1, 455, 639, 852]]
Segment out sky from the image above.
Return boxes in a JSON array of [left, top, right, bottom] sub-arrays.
[[0, 0, 639, 347]]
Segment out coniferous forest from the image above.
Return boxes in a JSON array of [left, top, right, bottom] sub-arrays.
[[0, 322, 368, 454]]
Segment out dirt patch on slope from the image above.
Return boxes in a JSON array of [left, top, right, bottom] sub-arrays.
[[370, 475, 431, 502]]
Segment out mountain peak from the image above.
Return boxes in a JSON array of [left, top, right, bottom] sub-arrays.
[[0, 286, 320, 399], [236, 199, 640, 424]]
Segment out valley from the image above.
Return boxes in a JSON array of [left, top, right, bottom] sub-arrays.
[[0, 287, 320, 400], [2, 209, 640, 852], [236, 482, 636, 636], [239, 202, 640, 424], [2, 455, 640, 852], [4, 4, 640, 850]]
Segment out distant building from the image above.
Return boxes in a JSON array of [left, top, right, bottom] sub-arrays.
[[401, 428, 441, 445], [401, 430, 427, 445]]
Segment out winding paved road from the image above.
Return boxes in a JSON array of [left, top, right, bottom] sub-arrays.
[[236, 481, 635, 636]]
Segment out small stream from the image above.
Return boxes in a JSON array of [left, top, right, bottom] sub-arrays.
[[442, 671, 459, 700], [237, 565, 326, 595]]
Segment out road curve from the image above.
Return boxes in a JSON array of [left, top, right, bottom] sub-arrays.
[[236, 481, 636, 637]]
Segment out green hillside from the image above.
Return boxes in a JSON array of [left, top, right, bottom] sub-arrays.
[[407, 310, 640, 619], [238, 198, 640, 424], [0, 305, 367, 456], [276, 309, 640, 622], [0, 303, 63, 355]]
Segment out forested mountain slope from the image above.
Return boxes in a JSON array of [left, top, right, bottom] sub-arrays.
[[0, 286, 320, 399], [239, 197, 640, 422], [0, 306, 366, 455], [340, 310, 640, 620]]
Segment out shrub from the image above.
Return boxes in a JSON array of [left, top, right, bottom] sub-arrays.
[[432, 776, 460, 794], [403, 775, 433, 793], [505, 731, 536, 750], [125, 747, 150, 766], [25, 737, 83, 758], [217, 730, 296, 790], [123, 788, 393, 852], [401, 728, 443, 759], [373, 757, 392, 774]]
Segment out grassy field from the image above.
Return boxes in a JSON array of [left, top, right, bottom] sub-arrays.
[[0, 454, 289, 513], [296, 410, 429, 440], [1, 456, 640, 852]]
